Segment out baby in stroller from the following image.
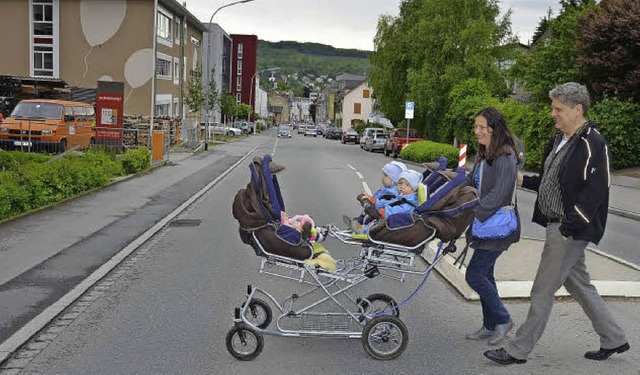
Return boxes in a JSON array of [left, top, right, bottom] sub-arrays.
[[345, 161, 407, 229], [352, 169, 423, 234]]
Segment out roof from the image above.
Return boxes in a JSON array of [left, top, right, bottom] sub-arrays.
[[19, 99, 93, 106], [160, 0, 207, 32], [342, 77, 370, 97]]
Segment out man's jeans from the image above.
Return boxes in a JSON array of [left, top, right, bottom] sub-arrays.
[[465, 248, 510, 330]]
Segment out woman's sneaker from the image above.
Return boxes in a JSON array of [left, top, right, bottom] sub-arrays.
[[466, 326, 493, 340], [488, 320, 513, 345]]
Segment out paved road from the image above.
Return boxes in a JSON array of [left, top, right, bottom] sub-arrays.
[[3, 131, 637, 374]]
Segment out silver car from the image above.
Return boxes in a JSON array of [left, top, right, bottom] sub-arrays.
[[363, 133, 389, 152]]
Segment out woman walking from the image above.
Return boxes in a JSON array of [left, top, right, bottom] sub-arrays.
[[465, 107, 521, 345]]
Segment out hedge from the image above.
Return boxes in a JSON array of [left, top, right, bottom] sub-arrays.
[[399, 141, 459, 168], [0, 147, 151, 221]]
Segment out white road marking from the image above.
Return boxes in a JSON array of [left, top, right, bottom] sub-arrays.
[[347, 165, 356, 171], [363, 182, 372, 195], [355, 172, 364, 179], [272, 138, 278, 156]]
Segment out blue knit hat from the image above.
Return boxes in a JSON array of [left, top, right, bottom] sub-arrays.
[[382, 161, 407, 183], [398, 169, 422, 190]]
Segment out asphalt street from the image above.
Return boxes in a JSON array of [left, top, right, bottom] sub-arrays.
[[2, 130, 637, 374]]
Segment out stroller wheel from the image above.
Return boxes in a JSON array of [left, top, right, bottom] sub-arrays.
[[241, 298, 273, 329], [226, 324, 264, 361], [361, 315, 408, 360], [358, 293, 400, 318]]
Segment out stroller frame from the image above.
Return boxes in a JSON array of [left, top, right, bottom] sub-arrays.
[[226, 227, 456, 361], [227, 155, 471, 361]]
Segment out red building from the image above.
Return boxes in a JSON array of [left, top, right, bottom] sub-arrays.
[[230, 34, 258, 115]]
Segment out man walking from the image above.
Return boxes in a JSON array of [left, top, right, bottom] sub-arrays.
[[483, 82, 629, 365]]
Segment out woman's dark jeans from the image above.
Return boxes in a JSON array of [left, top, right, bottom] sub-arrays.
[[465, 248, 510, 330]]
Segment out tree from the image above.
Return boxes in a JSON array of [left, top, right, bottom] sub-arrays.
[[308, 102, 317, 123], [531, 7, 554, 45], [576, 0, 640, 102], [369, 0, 515, 143], [236, 103, 251, 120], [511, 0, 596, 103], [183, 69, 205, 114], [219, 94, 237, 124], [204, 68, 219, 120]]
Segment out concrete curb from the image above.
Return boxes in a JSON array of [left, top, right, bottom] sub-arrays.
[[421, 239, 640, 302], [0, 144, 261, 366]]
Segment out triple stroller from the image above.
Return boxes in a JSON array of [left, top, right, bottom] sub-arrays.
[[228, 155, 479, 360]]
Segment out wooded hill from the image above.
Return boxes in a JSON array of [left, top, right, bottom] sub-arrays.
[[257, 40, 371, 79]]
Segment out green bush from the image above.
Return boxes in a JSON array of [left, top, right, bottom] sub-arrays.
[[590, 97, 640, 170], [399, 141, 459, 167], [0, 148, 141, 221], [121, 147, 151, 174], [496, 99, 555, 170]]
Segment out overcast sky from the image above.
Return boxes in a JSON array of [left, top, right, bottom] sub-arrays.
[[185, 0, 562, 50]]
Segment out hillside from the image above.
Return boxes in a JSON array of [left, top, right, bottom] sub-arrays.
[[257, 40, 371, 80]]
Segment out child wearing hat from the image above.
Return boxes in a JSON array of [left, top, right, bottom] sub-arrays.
[[353, 169, 422, 234], [347, 161, 407, 228]]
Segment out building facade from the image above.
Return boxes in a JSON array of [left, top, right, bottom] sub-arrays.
[[0, 0, 205, 118], [340, 79, 373, 130], [230, 34, 258, 109], [202, 22, 232, 124]]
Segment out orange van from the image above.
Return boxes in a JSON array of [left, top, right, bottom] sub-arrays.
[[0, 99, 96, 152]]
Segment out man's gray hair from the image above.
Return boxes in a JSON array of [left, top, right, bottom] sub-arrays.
[[549, 82, 590, 116]]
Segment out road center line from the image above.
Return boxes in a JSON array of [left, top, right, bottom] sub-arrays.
[[355, 172, 364, 179]]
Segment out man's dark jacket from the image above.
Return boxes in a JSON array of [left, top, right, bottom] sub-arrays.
[[522, 121, 611, 244]]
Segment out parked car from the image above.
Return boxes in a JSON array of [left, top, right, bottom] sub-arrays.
[[342, 130, 360, 144], [297, 124, 306, 134], [363, 133, 389, 152], [202, 123, 242, 137], [277, 124, 292, 138], [234, 121, 254, 134], [384, 128, 423, 158], [304, 125, 317, 137], [316, 126, 324, 136], [325, 128, 343, 140], [0, 99, 96, 153], [360, 127, 386, 149]]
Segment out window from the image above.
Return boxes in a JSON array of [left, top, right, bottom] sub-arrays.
[[237, 60, 242, 76], [156, 53, 172, 79], [236, 93, 241, 103], [237, 43, 243, 59], [173, 98, 179, 117], [155, 104, 170, 116], [156, 94, 172, 117], [354, 103, 361, 114], [363, 89, 370, 98], [86, 106, 95, 121], [73, 106, 87, 121], [174, 19, 181, 44], [157, 12, 172, 40], [173, 57, 180, 84], [32, 0, 57, 77], [236, 76, 242, 92]]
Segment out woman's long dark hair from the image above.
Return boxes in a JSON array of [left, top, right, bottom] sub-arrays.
[[476, 107, 521, 166]]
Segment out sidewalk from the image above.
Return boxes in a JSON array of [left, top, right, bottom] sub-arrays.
[[424, 236, 640, 301], [421, 170, 640, 300]]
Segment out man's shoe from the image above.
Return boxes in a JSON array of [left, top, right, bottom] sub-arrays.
[[484, 348, 527, 365], [584, 342, 630, 361], [488, 320, 513, 345], [466, 326, 493, 340]]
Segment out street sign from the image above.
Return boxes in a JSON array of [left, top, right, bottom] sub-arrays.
[[405, 101, 414, 119]]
